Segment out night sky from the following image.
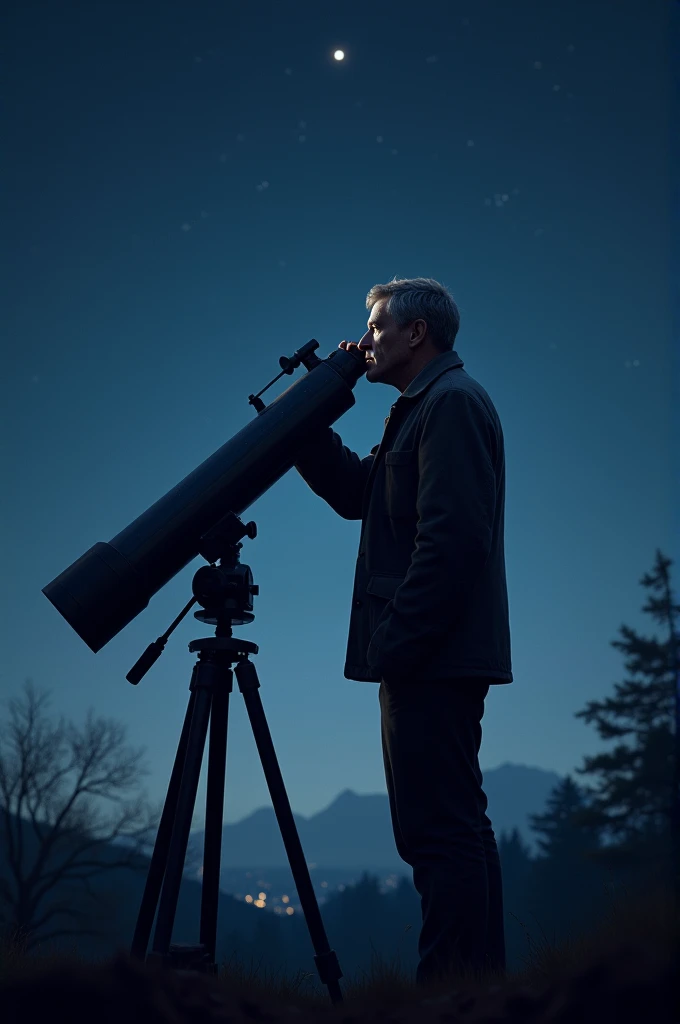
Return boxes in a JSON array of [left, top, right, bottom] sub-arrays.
[[4, 0, 676, 829]]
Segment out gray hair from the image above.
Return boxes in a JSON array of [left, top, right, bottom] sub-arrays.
[[365, 276, 460, 352]]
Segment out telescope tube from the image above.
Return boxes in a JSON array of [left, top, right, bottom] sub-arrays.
[[42, 347, 367, 653]]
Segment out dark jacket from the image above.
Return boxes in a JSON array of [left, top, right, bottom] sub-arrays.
[[294, 350, 512, 685]]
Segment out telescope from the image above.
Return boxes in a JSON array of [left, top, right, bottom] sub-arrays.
[[42, 341, 367, 655], [41, 339, 367, 1004]]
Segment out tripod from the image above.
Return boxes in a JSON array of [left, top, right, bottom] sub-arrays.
[[128, 512, 343, 1005]]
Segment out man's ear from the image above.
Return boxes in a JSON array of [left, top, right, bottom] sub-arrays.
[[409, 324, 428, 350]]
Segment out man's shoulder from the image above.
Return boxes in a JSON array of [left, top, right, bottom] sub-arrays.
[[419, 371, 503, 462], [423, 369, 494, 416]]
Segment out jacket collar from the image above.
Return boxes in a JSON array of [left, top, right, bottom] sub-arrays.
[[398, 349, 464, 402]]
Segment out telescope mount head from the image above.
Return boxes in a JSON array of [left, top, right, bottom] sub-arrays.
[[193, 512, 259, 634]]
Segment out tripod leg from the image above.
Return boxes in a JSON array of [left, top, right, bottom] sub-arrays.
[[234, 659, 343, 1005], [131, 688, 197, 960], [152, 667, 213, 957], [199, 663, 232, 962]]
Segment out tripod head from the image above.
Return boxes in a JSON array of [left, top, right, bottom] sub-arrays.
[[126, 511, 259, 684], [193, 511, 258, 630]]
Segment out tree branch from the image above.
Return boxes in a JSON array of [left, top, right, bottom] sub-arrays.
[[0, 681, 153, 946]]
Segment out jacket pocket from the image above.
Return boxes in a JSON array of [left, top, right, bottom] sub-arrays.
[[366, 573, 405, 635], [384, 449, 418, 519]]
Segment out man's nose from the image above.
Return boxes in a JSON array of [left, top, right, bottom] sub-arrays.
[[358, 332, 371, 350]]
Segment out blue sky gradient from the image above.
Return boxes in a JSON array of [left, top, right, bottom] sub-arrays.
[[3, 0, 676, 828]]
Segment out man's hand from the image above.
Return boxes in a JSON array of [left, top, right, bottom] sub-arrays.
[[339, 340, 362, 353]]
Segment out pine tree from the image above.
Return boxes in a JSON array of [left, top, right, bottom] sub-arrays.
[[497, 826, 533, 898], [528, 775, 602, 862], [523, 775, 608, 942], [569, 549, 678, 879]]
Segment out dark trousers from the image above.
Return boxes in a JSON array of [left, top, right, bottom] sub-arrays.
[[379, 677, 506, 987]]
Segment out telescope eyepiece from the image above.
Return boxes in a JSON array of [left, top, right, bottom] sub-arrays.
[[279, 339, 321, 374]]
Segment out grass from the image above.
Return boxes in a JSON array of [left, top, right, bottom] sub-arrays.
[[1, 875, 675, 1020]]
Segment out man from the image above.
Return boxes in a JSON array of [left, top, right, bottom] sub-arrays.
[[294, 276, 511, 987]]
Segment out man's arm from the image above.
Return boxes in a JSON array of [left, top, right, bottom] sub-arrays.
[[294, 426, 377, 520], [367, 389, 496, 677]]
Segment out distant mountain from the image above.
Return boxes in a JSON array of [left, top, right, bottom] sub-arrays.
[[0, 763, 563, 960], [483, 762, 563, 853], [187, 762, 562, 874]]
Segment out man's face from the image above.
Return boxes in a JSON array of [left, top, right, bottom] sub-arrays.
[[358, 299, 421, 389]]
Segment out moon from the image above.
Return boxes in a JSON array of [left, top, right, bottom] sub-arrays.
[[333, 50, 345, 61]]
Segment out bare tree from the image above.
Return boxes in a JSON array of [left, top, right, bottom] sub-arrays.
[[0, 680, 158, 950]]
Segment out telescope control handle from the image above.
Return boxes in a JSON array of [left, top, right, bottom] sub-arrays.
[[126, 595, 199, 685]]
